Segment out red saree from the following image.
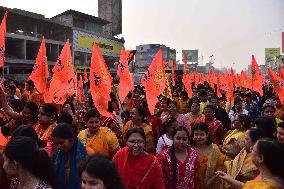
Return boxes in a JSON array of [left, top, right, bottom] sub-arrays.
[[113, 147, 165, 189]]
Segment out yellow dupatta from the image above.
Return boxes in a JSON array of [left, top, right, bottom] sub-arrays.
[[225, 148, 259, 182]]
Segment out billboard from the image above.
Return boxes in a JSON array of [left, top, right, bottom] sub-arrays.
[[146, 47, 172, 64], [73, 30, 123, 57], [182, 50, 198, 62], [265, 48, 280, 62]]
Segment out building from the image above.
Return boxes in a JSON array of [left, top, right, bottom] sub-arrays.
[[52, 10, 124, 73], [98, 0, 122, 36], [135, 44, 176, 73], [0, 4, 124, 81]]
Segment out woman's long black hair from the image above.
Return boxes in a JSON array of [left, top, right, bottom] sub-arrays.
[[4, 136, 57, 189], [170, 126, 190, 189]]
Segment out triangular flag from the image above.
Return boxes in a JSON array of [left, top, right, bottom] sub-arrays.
[[251, 55, 264, 96], [29, 37, 49, 94], [0, 12, 7, 68], [141, 49, 166, 115], [268, 68, 284, 104], [46, 40, 76, 104], [117, 47, 134, 107], [90, 42, 113, 118], [77, 75, 84, 103], [172, 60, 176, 86], [183, 52, 187, 73], [84, 67, 88, 83], [279, 67, 284, 79]]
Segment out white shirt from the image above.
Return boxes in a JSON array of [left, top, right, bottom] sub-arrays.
[[229, 109, 249, 123], [156, 134, 173, 154]]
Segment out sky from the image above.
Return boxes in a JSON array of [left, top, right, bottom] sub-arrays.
[[1, 0, 284, 72]]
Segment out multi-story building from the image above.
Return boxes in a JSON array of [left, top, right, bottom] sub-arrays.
[[0, 3, 124, 81]]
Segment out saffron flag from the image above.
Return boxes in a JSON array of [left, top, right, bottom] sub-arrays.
[[0, 12, 7, 68], [182, 73, 193, 98], [172, 60, 176, 86], [77, 75, 84, 103], [183, 52, 187, 73], [216, 72, 222, 98], [279, 67, 284, 79], [46, 40, 76, 104], [90, 42, 113, 118], [83, 67, 88, 83], [117, 47, 134, 107], [250, 55, 264, 96], [141, 49, 166, 115], [29, 38, 49, 94], [240, 70, 252, 89], [268, 68, 284, 104]]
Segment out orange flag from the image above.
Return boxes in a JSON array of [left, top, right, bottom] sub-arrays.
[[0, 12, 7, 68], [240, 70, 252, 89], [226, 74, 234, 102], [77, 75, 84, 103], [141, 49, 166, 115], [172, 60, 176, 86], [251, 55, 264, 96], [279, 67, 284, 79], [268, 68, 284, 104], [117, 47, 134, 107], [182, 73, 193, 98], [216, 72, 222, 97], [83, 67, 88, 83], [90, 42, 113, 118], [183, 52, 187, 73], [29, 38, 49, 94], [46, 40, 76, 104]]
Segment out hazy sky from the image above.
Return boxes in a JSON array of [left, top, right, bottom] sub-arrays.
[[1, 0, 284, 72]]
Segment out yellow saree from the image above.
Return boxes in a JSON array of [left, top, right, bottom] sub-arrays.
[[196, 144, 224, 189], [242, 180, 282, 189]]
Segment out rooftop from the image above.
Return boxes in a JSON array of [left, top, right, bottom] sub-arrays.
[[52, 9, 110, 26]]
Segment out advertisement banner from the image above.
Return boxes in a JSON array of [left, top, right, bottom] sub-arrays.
[[182, 50, 198, 62], [265, 48, 280, 61], [73, 30, 123, 57], [146, 47, 171, 64]]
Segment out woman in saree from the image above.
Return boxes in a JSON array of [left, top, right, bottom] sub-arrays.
[[113, 128, 165, 189], [191, 122, 224, 189], [204, 105, 224, 145], [52, 123, 87, 189], [221, 114, 253, 161], [242, 139, 284, 189], [35, 103, 58, 156], [157, 126, 197, 189], [122, 106, 153, 153], [216, 128, 264, 188], [186, 101, 205, 127]]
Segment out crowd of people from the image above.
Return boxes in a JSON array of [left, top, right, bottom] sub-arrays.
[[0, 75, 283, 189]]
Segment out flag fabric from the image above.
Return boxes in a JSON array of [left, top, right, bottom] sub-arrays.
[[117, 47, 134, 107], [90, 42, 113, 118], [182, 73, 193, 98], [46, 40, 76, 104], [29, 38, 49, 94], [0, 12, 7, 68], [172, 60, 176, 86], [279, 67, 284, 79], [250, 55, 264, 96], [141, 49, 166, 115], [183, 52, 187, 73], [83, 67, 88, 83], [240, 70, 252, 89], [77, 75, 84, 103], [268, 68, 284, 104], [216, 72, 222, 98]]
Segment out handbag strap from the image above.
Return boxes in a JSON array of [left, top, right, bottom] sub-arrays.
[[136, 157, 157, 189]]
